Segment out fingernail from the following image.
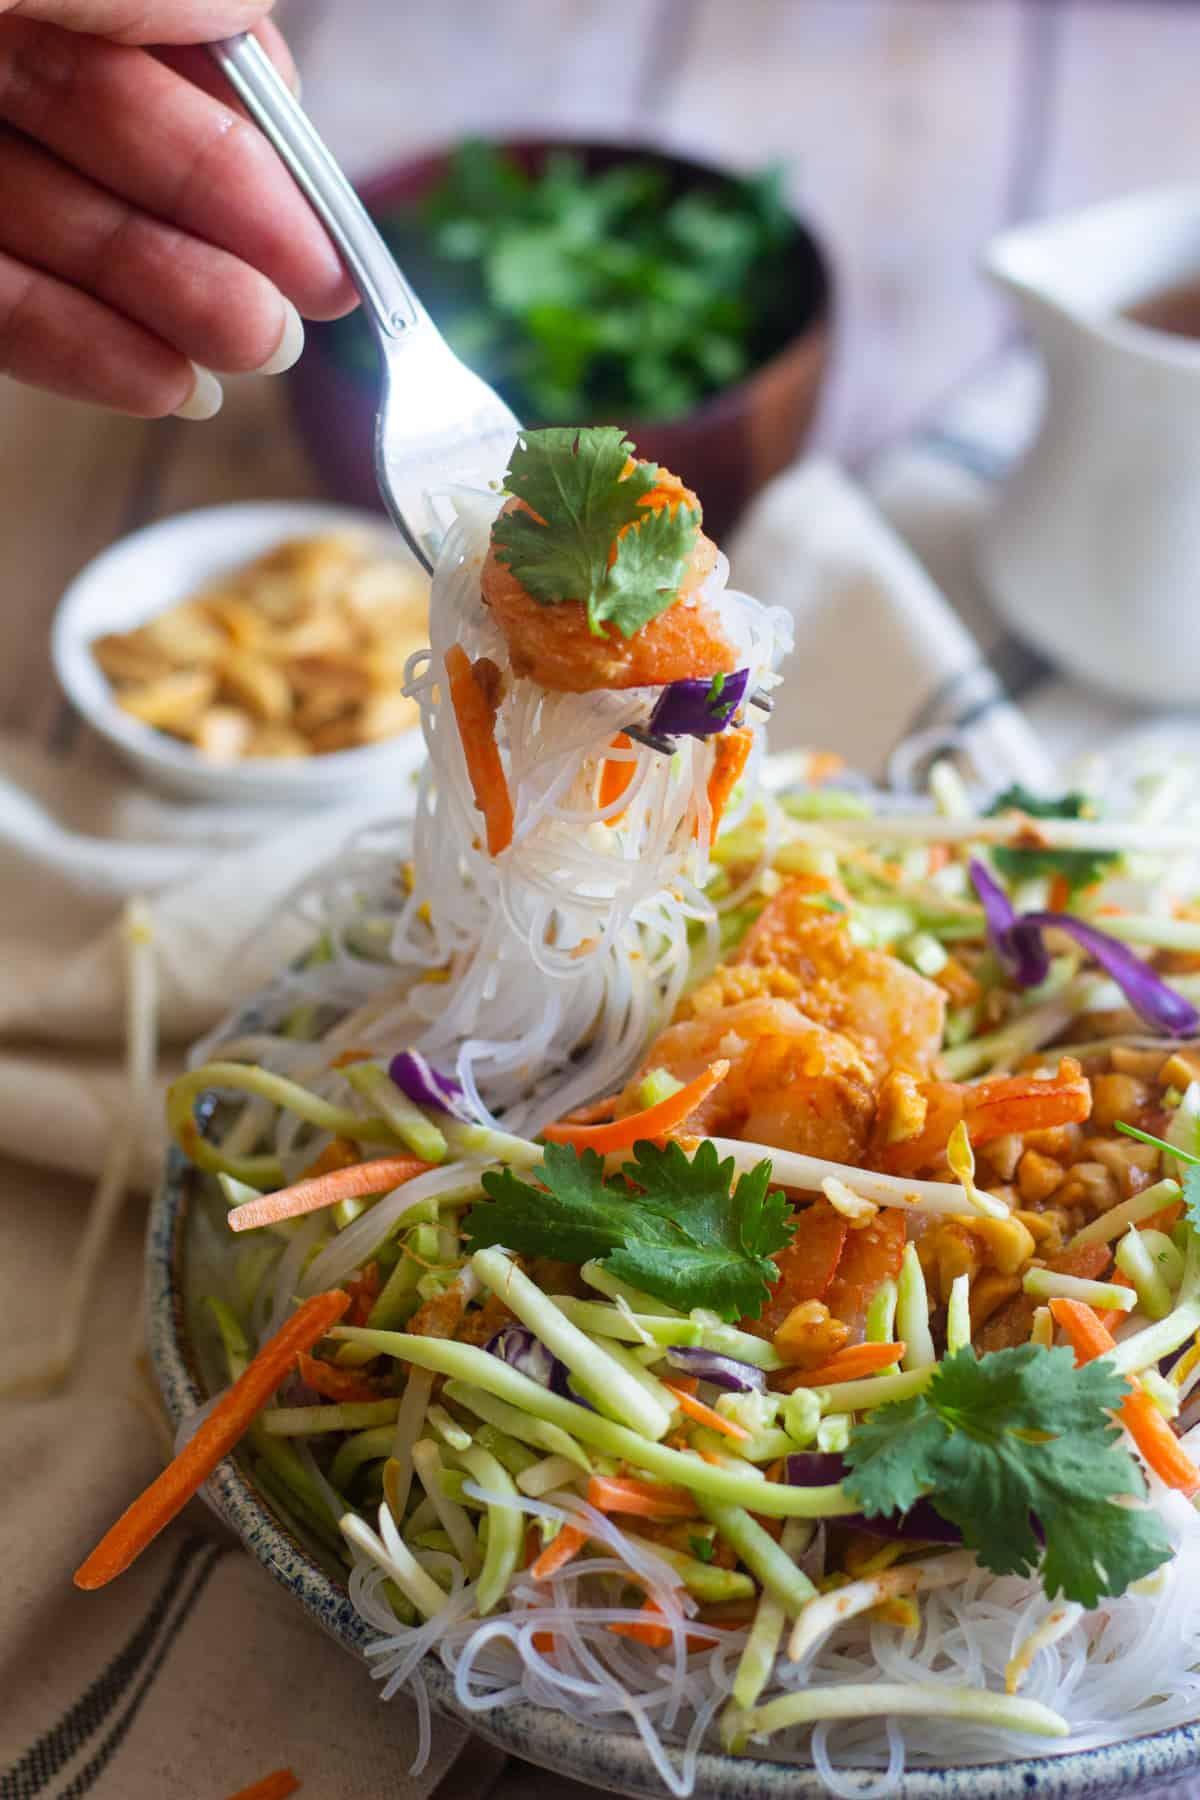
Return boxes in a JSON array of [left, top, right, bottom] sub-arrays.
[[173, 363, 223, 421], [256, 298, 305, 376]]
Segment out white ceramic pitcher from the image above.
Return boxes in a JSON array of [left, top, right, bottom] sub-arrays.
[[978, 186, 1200, 707]]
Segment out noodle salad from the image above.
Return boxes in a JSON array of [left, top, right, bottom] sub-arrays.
[[78, 429, 1200, 1797]]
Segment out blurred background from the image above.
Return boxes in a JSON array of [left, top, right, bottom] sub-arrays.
[[8, 0, 1200, 746]]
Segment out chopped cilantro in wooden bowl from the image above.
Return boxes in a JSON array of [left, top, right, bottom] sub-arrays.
[[286, 138, 832, 537]]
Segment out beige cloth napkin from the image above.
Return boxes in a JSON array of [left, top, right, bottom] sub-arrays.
[[0, 455, 1046, 1800]]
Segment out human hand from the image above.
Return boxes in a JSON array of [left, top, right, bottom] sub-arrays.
[[0, 0, 359, 418]]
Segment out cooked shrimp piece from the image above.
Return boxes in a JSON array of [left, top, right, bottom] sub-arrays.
[[623, 996, 877, 1164], [481, 462, 731, 692], [734, 897, 945, 1075], [877, 1060, 1093, 1176]]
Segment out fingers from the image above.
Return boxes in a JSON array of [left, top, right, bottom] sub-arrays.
[[6, 0, 276, 46], [0, 127, 301, 373], [0, 19, 357, 320], [0, 245, 202, 416]]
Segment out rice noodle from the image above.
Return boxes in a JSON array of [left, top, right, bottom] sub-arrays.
[[203, 497, 790, 1148], [339, 1475, 1200, 1797]]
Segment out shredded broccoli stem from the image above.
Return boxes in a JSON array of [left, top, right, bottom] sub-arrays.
[[340, 1331, 860, 1519], [344, 1062, 449, 1163], [458, 1447, 523, 1614], [699, 1497, 816, 1617], [730, 1518, 813, 1712], [722, 1681, 1069, 1751], [330, 1425, 395, 1491]]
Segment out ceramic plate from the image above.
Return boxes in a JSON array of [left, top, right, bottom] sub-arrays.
[[146, 1008, 1200, 1800]]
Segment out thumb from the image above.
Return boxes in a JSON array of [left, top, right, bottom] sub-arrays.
[[6, 0, 277, 44]]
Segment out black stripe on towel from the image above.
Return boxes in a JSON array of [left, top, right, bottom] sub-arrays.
[[0, 1537, 223, 1800]]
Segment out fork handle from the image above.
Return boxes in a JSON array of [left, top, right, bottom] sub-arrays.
[[209, 34, 420, 342]]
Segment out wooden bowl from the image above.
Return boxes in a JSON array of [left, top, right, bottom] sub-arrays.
[[286, 139, 833, 539]]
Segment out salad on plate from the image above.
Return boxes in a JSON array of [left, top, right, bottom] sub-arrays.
[[77, 427, 1200, 1798]]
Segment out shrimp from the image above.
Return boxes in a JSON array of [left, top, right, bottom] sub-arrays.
[[877, 1059, 1093, 1176], [734, 894, 946, 1076], [480, 461, 731, 692], [623, 996, 877, 1164]]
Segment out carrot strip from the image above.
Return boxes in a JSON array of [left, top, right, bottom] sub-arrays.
[[1048, 872, 1072, 914], [344, 1260, 381, 1327], [777, 1341, 907, 1390], [1049, 1297, 1118, 1365], [223, 1772, 300, 1800], [662, 1380, 751, 1442], [445, 642, 514, 856], [531, 1629, 557, 1652], [599, 731, 637, 821], [329, 1049, 373, 1070], [75, 1290, 350, 1589], [296, 1135, 361, 1179], [587, 1474, 698, 1520], [705, 727, 752, 846], [607, 1598, 718, 1650], [227, 1157, 431, 1234], [295, 1351, 379, 1405], [530, 1523, 589, 1581], [1050, 1299, 1200, 1495], [541, 1059, 729, 1152]]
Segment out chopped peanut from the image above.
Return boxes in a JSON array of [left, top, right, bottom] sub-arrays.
[[773, 1298, 851, 1366], [969, 1270, 1023, 1331], [1160, 1050, 1200, 1091], [1014, 1208, 1066, 1255], [918, 1222, 981, 1303], [981, 1133, 1023, 1182], [1111, 1045, 1173, 1081], [1016, 1149, 1064, 1206], [956, 1212, 1037, 1276], [874, 1070, 928, 1147], [1020, 1122, 1083, 1160], [1090, 1072, 1151, 1132], [1084, 1134, 1161, 1195], [1055, 1160, 1119, 1216]]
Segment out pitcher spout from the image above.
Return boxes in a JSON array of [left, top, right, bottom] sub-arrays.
[[982, 184, 1200, 330]]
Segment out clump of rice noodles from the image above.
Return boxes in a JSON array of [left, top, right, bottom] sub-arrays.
[[345, 1479, 1200, 1797], [257, 489, 792, 1134]]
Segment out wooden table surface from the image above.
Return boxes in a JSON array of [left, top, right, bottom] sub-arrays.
[[6, 0, 1200, 742]]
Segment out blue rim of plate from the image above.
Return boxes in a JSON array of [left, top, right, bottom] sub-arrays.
[[148, 1115, 1200, 1799]]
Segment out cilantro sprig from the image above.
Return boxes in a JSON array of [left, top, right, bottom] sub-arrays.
[[986, 784, 1120, 894], [463, 1137, 793, 1321], [843, 1345, 1171, 1605], [491, 427, 699, 639]]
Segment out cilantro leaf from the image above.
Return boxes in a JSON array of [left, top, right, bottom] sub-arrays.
[[491, 427, 698, 640], [464, 1136, 791, 1321], [986, 784, 1120, 893], [843, 1345, 1172, 1606]]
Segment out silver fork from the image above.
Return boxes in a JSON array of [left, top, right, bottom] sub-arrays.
[[209, 32, 520, 576], [208, 34, 767, 750]]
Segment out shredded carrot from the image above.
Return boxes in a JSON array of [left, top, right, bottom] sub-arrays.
[[776, 1340, 907, 1391], [1048, 872, 1072, 913], [662, 1379, 751, 1441], [926, 844, 952, 874], [227, 1157, 432, 1233], [666, 1373, 698, 1397], [1142, 1199, 1184, 1235], [587, 1474, 698, 1520], [296, 1135, 361, 1180], [807, 749, 845, 786], [75, 1291, 350, 1589], [329, 1049, 372, 1070], [607, 1598, 717, 1650], [223, 1772, 300, 1800], [1050, 1299, 1200, 1495], [531, 1629, 557, 1652], [530, 1523, 589, 1581], [697, 1448, 726, 1466], [295, 1351, 379, 1405], [599, 731, 637, 822], [444, 642, 514, 856], [705, 727, 752, 846], [541, 1059, 729, 1152]]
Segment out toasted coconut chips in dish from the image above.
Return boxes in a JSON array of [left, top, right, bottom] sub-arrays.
[[80, 428, 1200, 1796]]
